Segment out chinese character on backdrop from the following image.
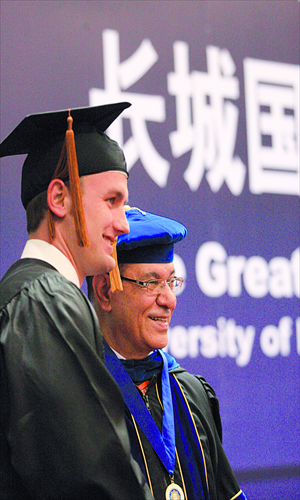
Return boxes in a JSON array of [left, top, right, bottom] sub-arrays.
[[244, 58, 299, 196], [168, 42, 246, 195], [89, 29, 170, 187]]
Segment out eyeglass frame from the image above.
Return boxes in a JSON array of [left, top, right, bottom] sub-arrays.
[[120, 275, 184, 295]]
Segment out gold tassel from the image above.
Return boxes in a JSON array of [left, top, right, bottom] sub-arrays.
[[48, 110, 89, 247], [109, 239, 123, 292], [109, 205, 136, 292], [47, 206, 56, 242], [65, 112, 89, 247]]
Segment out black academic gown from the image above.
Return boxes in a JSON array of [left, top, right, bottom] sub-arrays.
[[0, 259, 153, 500], [117, 361, 245, 500]]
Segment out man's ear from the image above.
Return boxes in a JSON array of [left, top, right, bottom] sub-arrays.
[[47, 179, 69, 218], [93, 274, 112, 312]]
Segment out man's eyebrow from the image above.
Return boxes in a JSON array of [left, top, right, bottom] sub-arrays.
[[141, 269, 176, 280], [116, 191, 126, 199], [107, 190, 127, 201]]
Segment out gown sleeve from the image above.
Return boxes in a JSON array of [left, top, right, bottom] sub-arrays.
[[175, 371, 246, 500]]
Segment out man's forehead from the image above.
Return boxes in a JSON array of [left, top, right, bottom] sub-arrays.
[[102, 170, 128, 179], [82, 170, 128, 191], [84, 170, 127, 181]]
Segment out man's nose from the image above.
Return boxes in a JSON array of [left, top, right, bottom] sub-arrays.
[[114, 208, 130, 235], [156, 282, 177, 309]]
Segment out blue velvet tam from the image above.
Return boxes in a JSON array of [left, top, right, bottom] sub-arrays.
[[117, 208, 187, 264]]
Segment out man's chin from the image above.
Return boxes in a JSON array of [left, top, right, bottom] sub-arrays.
[[103, 254, 117, 274], [92, 254, 115, 276], [151, 333, 168, 350]]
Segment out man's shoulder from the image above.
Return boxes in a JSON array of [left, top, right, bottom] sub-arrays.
[[0, 258, 79, 310], [171, 367, 212, 398], [1, 258, 102, 357], [171, 367, 223, 440]]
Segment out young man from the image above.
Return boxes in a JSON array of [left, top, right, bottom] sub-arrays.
[[0, 105, 153, 500], [90, 206, 247, 500]]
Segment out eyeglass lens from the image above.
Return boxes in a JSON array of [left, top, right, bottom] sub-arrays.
[[147, 278, 182, 294]]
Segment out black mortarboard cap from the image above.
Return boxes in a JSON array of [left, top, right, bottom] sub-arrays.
[[0, 102, 131, 209]]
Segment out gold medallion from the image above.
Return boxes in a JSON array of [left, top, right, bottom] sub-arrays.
[[165, 482, 185, 500]]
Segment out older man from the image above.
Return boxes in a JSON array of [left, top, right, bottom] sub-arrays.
[[0, 106, 152, 500], [90, 207, 247, 500]]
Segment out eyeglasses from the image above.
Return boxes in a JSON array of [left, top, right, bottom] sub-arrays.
[[120, 276, 184, 295]]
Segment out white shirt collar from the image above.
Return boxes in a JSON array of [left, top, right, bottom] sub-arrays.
[[110, 346, 126, 360], [21, 239, 80, 288], [109, 345, 153, 360]]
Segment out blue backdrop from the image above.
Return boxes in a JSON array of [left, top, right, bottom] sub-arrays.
[[1, 2, 299, 498]]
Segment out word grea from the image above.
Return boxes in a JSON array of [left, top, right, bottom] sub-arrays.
[[195, 243, 299, 298]]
